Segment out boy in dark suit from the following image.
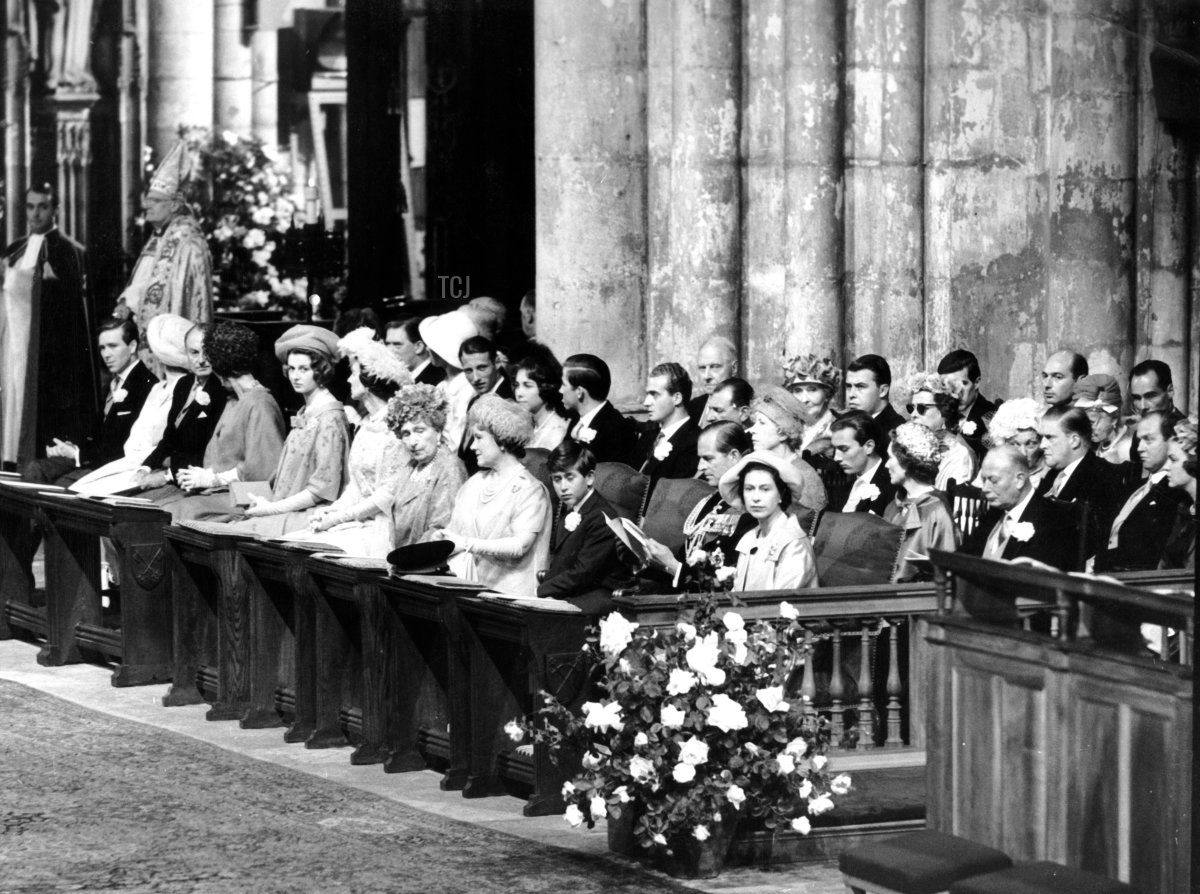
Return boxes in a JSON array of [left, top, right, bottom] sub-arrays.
[[536, 441, 624, 614]]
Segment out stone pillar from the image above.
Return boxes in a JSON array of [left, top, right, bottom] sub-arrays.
[[1044, 0, 1138, 381], [536, 0, 648, 407], [250, 26, 278, 145], [926, 1, 1052, 399], [645, 0, 740, 371], [1133, 0, 1191, 408], [844, 0, 923, 379], [2, 0, 29, 240], [742, 0, 843, 386], [214, 0, 252, 134], [118, 0, 141, 258], [146, 0, 213, 157]]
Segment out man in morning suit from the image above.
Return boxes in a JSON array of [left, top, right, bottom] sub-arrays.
[[844, 354, 905, 436], [686, 336, 737, 426], [938, 349, 999, 459], [385, 317, 445, 386], [1095, 411, 1189, 571], [536, 442, 624, 614], [635, 362, 700, 482], [1126, 360, 1186, 482], [21, 316, 158, 485], [964, 444, 1082, 571], [1, 182, 97, 469], [1035, 405, 1123, 560], [457, 335, 513, 473], [829, 412, 897, 515], [560, 353, 636, 467]]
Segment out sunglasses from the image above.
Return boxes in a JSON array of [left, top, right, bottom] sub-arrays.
[[906, 403, 938, 415]]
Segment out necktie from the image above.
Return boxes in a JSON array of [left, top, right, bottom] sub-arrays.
[[1108, 481, 1152, 547], [984, 516, 1011, 559], [845, 477, 867, 511], [104, 377, 120, 415]]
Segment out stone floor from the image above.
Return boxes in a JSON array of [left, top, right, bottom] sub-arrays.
[[0, 638, 846, 893]]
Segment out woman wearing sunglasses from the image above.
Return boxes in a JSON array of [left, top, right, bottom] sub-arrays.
[[901, 372, 977, 490]]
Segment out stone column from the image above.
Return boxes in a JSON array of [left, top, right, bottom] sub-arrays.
[[214, 0, 252, 135], [249, 26, 278, 145], [2, 0, 29, 239], [925, 0, 1052, 399], [844, 0, 923, 379], [1044, 0, 1138, 381], [645, 0, 740, 371], [117, 0, 141, 257], [742, 0, 843, 386], [536, 0, 648, 407], [1133, 0, 1192, 407], [146, 0, 213, 157]]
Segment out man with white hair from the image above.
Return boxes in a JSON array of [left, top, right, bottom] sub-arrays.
[[963, 444, 1081, 570], [687, 335, 737, 425]]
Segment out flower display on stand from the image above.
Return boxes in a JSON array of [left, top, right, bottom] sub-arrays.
[[513, 592, 846, 870]]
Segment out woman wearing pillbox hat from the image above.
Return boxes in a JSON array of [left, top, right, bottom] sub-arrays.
[[174, 324, 350, 534], [436, 394, 552, 596], [882, 422, 960, 582], [747, 385, 828, 528]]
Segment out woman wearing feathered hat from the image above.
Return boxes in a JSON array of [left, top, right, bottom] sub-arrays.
[[304, 337, 412, 556], [115, 141, 213, 338], [882, 422, 960, 582]]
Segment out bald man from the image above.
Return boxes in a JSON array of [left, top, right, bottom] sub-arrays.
[[687, 336, 738, 425], [1041, 350, 1088, 411], [962, 444, 1082, 571]]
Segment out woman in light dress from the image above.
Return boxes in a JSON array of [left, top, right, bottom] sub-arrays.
[[883, 422, 960, 583], [306, 339, 411, 557], [176, 325, 349, 535], [717, 450, 818, 592], [387, 383, 467, 546], [513, 344, 570, 451], [438, 395, 551, 596]]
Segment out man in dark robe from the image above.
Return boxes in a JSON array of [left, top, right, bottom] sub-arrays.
[[0, 183, 97, 469]]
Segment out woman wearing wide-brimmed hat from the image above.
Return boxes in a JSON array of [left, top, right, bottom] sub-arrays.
[[718, 450, 818, 592]]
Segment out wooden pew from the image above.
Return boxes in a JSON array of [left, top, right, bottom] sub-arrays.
[[161, 523, 257, 717], [453, 592, 590, 816], [33, 493, 173, 686], [300, 554, 392, 760], [376, 572, 473, 786], [0, 480, 52, 643], [925, 551, 1193, 894], [235, 540, 315, 734]]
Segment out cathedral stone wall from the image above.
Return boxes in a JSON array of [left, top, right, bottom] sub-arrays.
[[537, 0, 1198, 410]]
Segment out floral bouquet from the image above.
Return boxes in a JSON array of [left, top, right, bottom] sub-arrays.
[[510, 592, 848, 861]]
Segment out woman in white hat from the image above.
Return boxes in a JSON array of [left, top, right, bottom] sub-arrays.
[[437, 394, 551, 596], [305, 339, 412, 556], [67, 313, 194, 496], [418, 310, 478, 449], [717, 450, 818, 591], [882, 422, 960, 582], [980, 397, 1046, 488]]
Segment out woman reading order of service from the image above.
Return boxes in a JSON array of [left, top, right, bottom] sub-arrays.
[[437, 394, 551, 596]]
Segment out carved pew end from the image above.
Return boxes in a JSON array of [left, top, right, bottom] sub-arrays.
[[839, 830, 1011, 894]]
